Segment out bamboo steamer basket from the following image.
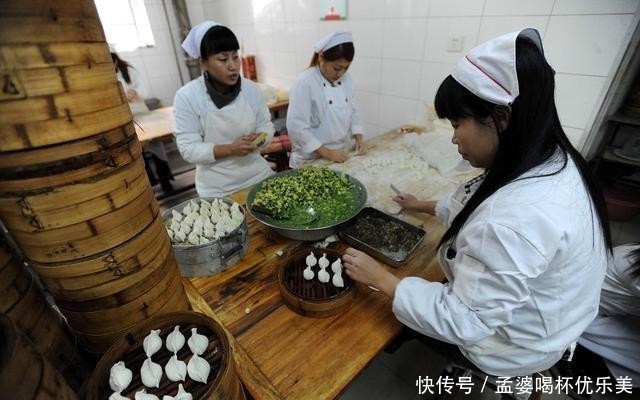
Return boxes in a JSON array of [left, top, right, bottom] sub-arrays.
[[31, 215, 168, 301], [86, 311, 245, 400], [278, 248, 357, 318], [0, 314, 78, 400], [0, 244, 90, 391]]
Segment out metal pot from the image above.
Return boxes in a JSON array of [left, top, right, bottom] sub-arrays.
[[246, 169, 367, 241], [162, 197, 248, 277]]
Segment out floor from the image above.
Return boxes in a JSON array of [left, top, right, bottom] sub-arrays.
[[155, 174, 639, 400]]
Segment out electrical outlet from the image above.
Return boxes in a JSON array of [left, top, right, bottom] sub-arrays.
[[447, 36, 464, 52]]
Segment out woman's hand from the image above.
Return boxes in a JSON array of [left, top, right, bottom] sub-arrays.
[[316, 146, 348, 163], [354, 134, 367, 155], [342, 248, 400, 298], [393, 194, 437, 215]]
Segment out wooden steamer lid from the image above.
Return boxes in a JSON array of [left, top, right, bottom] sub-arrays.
[[278, 248, 356, 318], [86, 311, 245, 400]]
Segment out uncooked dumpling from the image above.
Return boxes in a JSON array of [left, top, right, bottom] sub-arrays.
[[109, 392, 130, 400], [318, 253, 329, 269], [109, 361, 132, 392], [162, 384, 192, 400], [303, 265, 314, 280], [318, 268, 330, 283], [171, 210, 183, 223], [143, 329, 162, 358], [332, 270, 344, 288], [165, 354, 187, 382], [166, 326, 185, 353], [187, 327, 208, 355], [187, 231, 200, 245], [187, 353, 210, 384], [135, 390, 159, 400], [141, 357, 162, 388], [331, 258, 342, 274], [305, 251, 317, 267]]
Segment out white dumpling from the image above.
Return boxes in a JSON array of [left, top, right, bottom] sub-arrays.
[[174, 230, 186, 243], [306, 252, 317, 267], [303, 265, 314, 280], [200, 199, 211, 208], [170, 219, 181, 232], [210, 209, 221, 223], [109, 392, 130, 400], [166, 228, 174, 241], [187, 353, 210, 384], [187, 231, 200, 245], [203, 228, 216, 239], [162, 384, 192, 400], [203, 219, 215, 231], [143, 329, 162, 358], [199, 207, 211, 217], [141, 357, 162, 388], [135, 390, 159, 400], [179, 222, 191, 235], [182, 204, 192, 216], [171, 210, 183, 223], [318, 253, 330, 269], [191, 224, 203, 237], [166, 326, 185, 353], [318, 268, 330, 283], [109, 361, 132, 393], [188, 211, 199, 222], [198, 236, 209, 245], [219, 201, 229, 211], [187, 328, 208, 355], [332, 270, 344, 288], [230, 202, 241, 215], [331, 258, 342, 274], [165, 354, 187, 382], [215, 221, 228, 236], [189, 200, 200, 213], [182, 214, 195, 227]]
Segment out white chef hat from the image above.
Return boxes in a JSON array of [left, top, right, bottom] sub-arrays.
[[313, 31, 353, 53], [451, 28, 544, 106], [181, 20, 221, 59]]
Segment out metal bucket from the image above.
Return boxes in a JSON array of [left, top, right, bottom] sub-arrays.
[[161, 197, 248, 277]]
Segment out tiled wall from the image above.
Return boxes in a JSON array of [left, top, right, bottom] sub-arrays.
[[183, 0, 639, 147], [114, 0, 190, 109]]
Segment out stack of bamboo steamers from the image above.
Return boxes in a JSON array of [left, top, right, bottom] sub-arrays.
[[0, 0, 189, 361]]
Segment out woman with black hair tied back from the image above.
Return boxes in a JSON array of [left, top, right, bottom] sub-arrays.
[[286, 31, 366, 167], [173, 21, 275, 197], [342, 28, 612, 377]]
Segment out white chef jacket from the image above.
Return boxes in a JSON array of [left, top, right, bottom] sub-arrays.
[[392, 151, 608, 376], [173, 76, 275, 197], [579, 243, 640, 386], [286, 66, 364, 168]]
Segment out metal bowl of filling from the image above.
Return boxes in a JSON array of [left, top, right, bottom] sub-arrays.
[[246, 167, 367, 241]]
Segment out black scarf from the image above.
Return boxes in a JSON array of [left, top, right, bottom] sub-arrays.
[[203, 71, 241, 109]]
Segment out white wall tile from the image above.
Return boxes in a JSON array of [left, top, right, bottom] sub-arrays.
[[145, 1, 169, 29], [363, 123, 382, 139], [553, 0, 639, 15], [254, 21, 275, 52], [226, 0, 255, 25], [545, 14, 635, 76], [562, 126, 585, 150], [293, 21, 319, 54], [252, 0, 274, 24], [380, 59, 422, 99], [141, 53, 181, 79], [378, 95, 419, 130], [430, 0, 485, 17], [383, 0, 430, 19], [317, 19, 350, 37], [186, 0, 206, 25], [349, 57, 381, 93], [382, 18, 428, 61], [484, 0, 554, 16], [350, 20, 383, 58], [424, 17, 481, 63], [272, 22, 296, 52], [477, 16, 548, 43], [141, 27, 175, 55], [354, 90, 380, 126], [283, 0, 319, 22], [349, 0, 385, 19], [555, 73, 607, 129], [419, 61, 454, 103]]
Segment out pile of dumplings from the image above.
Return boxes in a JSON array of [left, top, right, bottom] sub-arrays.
[[303, 251, 345, 288], [108, 326, 212, 400], [166, 199, 244, 246]]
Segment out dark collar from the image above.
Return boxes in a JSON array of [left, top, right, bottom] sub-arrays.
[[203, 71, 241, 109]]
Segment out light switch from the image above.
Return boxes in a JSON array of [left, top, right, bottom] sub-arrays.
[[447, 36, 464, 52]]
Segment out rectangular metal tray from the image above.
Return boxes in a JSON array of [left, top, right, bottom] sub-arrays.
[[338, 207, 426, 267]]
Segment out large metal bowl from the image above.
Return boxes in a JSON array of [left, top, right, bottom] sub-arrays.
[[246, 169, 367, 241]]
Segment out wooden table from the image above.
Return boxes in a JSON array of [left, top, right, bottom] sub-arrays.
[[185, 190, 448, 399]]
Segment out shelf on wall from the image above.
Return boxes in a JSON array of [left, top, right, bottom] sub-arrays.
[[602, 148, 640, 167]]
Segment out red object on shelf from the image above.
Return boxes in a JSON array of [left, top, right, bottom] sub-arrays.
[[241, 55, 257, 81], [604, 187, 640, 221]]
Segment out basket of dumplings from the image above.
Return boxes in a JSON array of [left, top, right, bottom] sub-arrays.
[[163, 197, 248, 277], [86, 311, 244, 400]]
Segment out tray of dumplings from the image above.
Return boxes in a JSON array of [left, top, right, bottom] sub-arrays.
[[163, 198, 249, 276], [86, 312, 243, 400], [278, 248, 356, 318]]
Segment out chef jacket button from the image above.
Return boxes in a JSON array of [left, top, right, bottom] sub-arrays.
[[446, 248, 456, 260], [338, 81, 342, 85], [329, 100, 333, 104], [323, 83, 326, 87], [345, 99, 348, 102]]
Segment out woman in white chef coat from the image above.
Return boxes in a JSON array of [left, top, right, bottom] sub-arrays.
[[342, 28, 612, 377], [173, 21, 275, 197], [286, 31, 366, 168]]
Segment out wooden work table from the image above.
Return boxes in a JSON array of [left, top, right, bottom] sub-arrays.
[[184, 190, 448, 399]]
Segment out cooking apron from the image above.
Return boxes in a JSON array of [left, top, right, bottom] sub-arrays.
[[436, 175, 513, 355], [290, 80, 353, 168], [196, 91, 273, 197]]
